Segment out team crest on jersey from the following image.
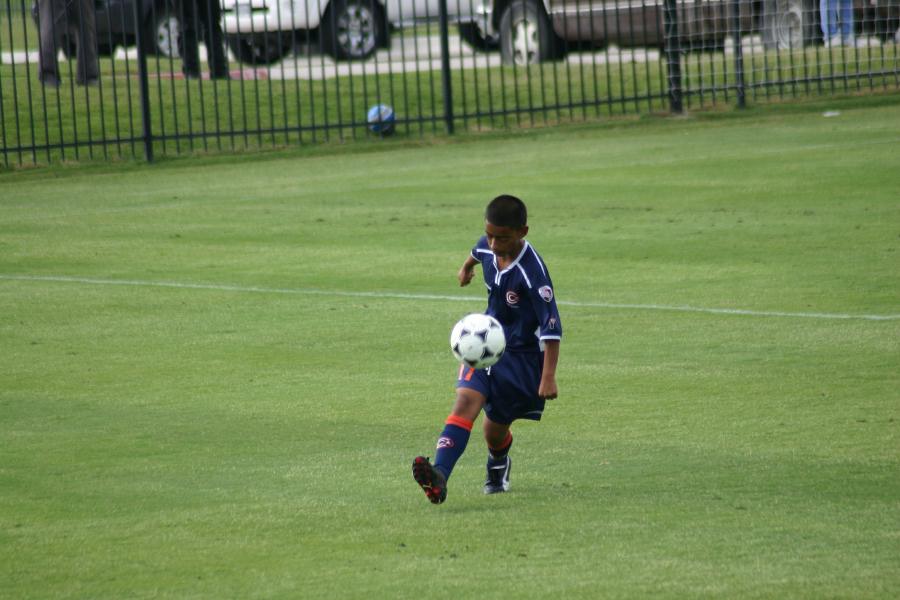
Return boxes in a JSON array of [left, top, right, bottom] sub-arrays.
[[538, 286, 554, 302], [505, 291, 519, 306], [437, 437, 454, 449]]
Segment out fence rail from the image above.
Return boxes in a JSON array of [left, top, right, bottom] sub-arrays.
[[2, 0, 898, 166]]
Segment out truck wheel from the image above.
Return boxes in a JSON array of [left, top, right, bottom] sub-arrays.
[[499, 0, 562, 65], [762, 0, 818, 50], [144, 5, 182, 58], [321, 0, 384, 60]]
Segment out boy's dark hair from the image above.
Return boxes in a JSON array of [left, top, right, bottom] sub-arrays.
[[485, 195, 528, 229]]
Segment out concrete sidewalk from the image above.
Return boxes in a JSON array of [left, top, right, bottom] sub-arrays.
[[2, 34, 887, 81]]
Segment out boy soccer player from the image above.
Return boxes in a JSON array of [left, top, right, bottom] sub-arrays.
[[413, 195, 562, 504]]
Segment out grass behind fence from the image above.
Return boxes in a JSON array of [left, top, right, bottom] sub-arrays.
[[2, 27, 899, 164], [0, 5, 36, 52], [3, 56, 670, 163]]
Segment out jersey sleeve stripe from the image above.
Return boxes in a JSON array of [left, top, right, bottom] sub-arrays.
[[516, 263, 533, 288], [528, 245, 548, 277]]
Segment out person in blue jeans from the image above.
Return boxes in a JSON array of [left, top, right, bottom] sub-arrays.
[[820, 0, 854, 47]]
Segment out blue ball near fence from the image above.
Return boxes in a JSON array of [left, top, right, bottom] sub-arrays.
[[367, 104, 396, 136]]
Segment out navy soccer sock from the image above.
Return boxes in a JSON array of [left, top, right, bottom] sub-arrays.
[[433, 415, 473, 480], [488, 431, 513, 464]]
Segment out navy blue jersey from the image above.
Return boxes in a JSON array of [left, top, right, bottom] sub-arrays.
[[471, 236, 562, 353]]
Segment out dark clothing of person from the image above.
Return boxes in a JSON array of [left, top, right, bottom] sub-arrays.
[[179, 0, 229, 78], [37, 0, 99, 85]]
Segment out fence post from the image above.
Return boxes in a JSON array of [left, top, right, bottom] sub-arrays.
[[132, 0, 154, 162], [662, 0, 683, 114], [437, 0, 455, 135], [731, 0, 746, 109]]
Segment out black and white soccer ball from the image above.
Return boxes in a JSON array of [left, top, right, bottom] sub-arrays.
[[450, 313, 506, 369]]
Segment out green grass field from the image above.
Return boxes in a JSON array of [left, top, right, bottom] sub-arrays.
[[1, 98, 899, 598]]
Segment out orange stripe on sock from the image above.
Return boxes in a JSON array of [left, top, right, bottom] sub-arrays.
[[445, 414, 474, 431]]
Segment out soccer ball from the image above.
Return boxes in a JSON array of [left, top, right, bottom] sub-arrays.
[[366, 104, 395, 136], [450, 313, 506, 369]]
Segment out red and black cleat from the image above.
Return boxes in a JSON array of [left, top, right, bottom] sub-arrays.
[[412, 456, 447, 504]]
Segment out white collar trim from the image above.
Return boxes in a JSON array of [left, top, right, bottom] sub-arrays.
[[492, 241, 530, 285]]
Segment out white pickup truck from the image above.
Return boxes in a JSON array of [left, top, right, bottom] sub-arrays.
[[220, 0, 496, 63]]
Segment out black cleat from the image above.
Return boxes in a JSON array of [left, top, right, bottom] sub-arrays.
[[483, 455, 511, 494], [412, 456, 447, 504]]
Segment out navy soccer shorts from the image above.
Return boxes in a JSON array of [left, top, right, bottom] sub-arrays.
[[456, 350, 545, 425]]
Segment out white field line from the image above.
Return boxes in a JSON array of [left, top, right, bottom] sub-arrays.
[[2, 274, 898, 322]]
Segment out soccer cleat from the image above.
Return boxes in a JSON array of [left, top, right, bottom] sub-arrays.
[[412, 456, 447, 504], [483, 455, 511, 494]]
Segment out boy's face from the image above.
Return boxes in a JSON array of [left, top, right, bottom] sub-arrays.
[[485, 221, 528, 259]]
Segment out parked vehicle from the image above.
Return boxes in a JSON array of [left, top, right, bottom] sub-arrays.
[[219, 0, 487, 63], [486, 0, 900, 64], [31, 0, 182, 58], [457, 1, 499, 50]]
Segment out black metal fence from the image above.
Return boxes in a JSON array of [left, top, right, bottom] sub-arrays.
[[2, 0, 898, 166]]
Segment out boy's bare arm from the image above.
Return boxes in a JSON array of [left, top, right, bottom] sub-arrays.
[[458, 255, 479, 287], [539, 340, 559, 400]]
